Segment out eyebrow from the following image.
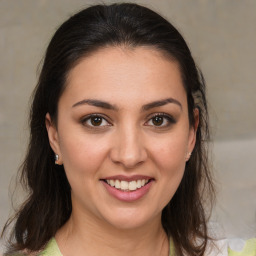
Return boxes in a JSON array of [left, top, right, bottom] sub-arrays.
[[142, 98, 182, 111], [72, 98, 182, 111], [72, 99, 118, 110]]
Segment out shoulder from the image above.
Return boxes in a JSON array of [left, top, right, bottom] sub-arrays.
[[206, 238, 256, 256], [5, 238, 62, 256], [38, 238, 62, 256], [169, 238, 256, 256]]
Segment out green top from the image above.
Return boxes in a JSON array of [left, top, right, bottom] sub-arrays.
[[39, 239, 62, 256], [227, 238, 256, 256], [39, 238, 174, 256], [38, 237, 256, 256]]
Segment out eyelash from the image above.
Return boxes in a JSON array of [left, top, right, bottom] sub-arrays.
[[81, 113, 176, 129], [145, 113, 176, 128], [81, 114, 111, 129]]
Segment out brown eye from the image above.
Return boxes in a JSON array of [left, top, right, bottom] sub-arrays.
[[82, 114, 110, 128], [90, 116, 103, 126], [152, 116, 164, 126], [146, 113, 176, 128]]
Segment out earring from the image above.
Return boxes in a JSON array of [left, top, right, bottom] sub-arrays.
[[186, 152, 192, 161], [55, 154, 59, 164]]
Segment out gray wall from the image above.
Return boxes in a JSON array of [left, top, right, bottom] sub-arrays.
[[1, 0, 255, 249]]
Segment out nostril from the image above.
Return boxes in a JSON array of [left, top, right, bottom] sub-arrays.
[[109, 134, 147, 168], [110, 152, 146, 169]]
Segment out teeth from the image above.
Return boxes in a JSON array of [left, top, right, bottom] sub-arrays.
[[120, 181, 129, 190], [115, 180, 121, 189], [137, 180, 142, 188], [129, 181, 137, 191], [106, 179, 150, 191]]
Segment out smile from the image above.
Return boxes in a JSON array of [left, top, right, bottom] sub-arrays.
[[101, 176, 154, 202], [105, 179, 150, 191]]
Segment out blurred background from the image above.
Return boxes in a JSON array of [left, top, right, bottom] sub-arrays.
[[0, 0, 255, 251]]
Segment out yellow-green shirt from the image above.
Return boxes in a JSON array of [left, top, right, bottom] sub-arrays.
[[38, 237, 256, 256]]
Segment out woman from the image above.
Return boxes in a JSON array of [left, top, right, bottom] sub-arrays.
[[2, 3, 255, 256]]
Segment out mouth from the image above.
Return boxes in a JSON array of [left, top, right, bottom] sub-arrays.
[[103, 178, 152, 192], [100, 175, 154, 202]]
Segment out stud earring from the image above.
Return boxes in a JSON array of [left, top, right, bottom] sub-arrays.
[[186, 152, 192, 161], [55, 154, 59, 164]]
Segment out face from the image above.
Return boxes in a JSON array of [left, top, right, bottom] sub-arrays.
[[46, 46, 198, 231]]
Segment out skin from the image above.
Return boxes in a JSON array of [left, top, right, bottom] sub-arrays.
[[46, 46, 198, 256]]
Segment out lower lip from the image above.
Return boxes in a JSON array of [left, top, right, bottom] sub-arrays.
[[101, 180, 153, 202]]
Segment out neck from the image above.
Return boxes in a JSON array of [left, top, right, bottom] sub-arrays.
[[56, 208, 169, 256]]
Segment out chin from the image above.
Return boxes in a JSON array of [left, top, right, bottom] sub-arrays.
[[101, 207, 159, 231]]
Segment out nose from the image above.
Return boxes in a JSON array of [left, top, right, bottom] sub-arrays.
[[110, 125, 147, 169]]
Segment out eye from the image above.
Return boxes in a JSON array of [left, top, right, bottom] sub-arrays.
[[81, 114, 111, 128], [146, 113, 176, 128]]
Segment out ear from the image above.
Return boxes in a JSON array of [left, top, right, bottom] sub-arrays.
[[45, 113, 63, 165], [186, 108, 199, 161]]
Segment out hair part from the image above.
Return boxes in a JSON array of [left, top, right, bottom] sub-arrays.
[[2, 3, 215, 255]]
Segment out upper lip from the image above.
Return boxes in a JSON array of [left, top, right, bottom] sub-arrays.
[[101, 175, 154, 182]]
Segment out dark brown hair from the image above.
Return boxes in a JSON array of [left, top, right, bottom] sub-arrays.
[[2, 3, 215, 255]]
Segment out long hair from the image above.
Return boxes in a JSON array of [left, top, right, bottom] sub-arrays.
[[2, 3, 215, 255]]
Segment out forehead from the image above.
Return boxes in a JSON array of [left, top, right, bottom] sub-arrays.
[[62, 46, 187, 108]]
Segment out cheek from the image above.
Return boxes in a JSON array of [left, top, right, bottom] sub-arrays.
[[150, 133, 188, 172], [151, 132, 187, 190], [146, 135, 187, 210], [59, 133, 109, 178]]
